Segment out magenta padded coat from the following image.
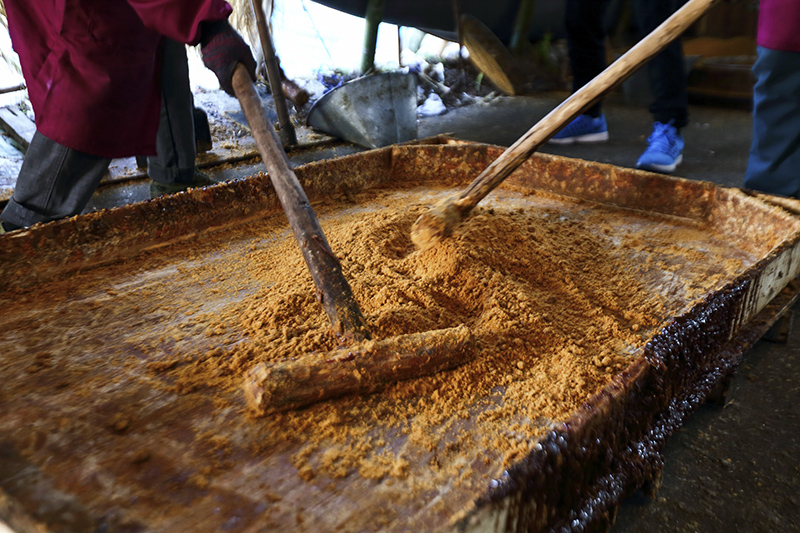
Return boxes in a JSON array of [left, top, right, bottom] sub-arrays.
[[5, 0, 232, 158]]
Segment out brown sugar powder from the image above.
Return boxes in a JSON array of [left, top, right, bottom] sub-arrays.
[[0, 182, 762, 529], [141, 185, 751, 501]]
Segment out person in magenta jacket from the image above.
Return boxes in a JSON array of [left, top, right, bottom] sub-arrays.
[[0, 0, 256, 231], [743, 0, 800, 197]]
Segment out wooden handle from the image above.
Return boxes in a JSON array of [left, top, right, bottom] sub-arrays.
[[232, 64, 371, 342], [455, 0, 720, 213], [249, 0, 297, 146]]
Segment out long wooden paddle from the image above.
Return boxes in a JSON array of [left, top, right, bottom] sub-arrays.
[[411, 0, 721, 250]]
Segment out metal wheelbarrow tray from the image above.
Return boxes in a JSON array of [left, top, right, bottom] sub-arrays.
[[2, 137, 800, 532]]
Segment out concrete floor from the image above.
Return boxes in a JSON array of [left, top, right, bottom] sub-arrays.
[[16, 91, 800, 531], [419, 91, 752, 189]]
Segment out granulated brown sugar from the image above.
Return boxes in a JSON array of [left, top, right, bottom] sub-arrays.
[[139, 186, 751, 489], [0, 184, 759, 530]]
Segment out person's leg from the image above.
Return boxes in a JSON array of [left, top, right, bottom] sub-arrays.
[[632, 0, 689, 129], [632, 0, 687, 172], [565, 0, 611, 119], [148, 38, 198, 186], [1, 131, 110, 229], [744, 46, 800, 197], [550, 0, 612, 144]]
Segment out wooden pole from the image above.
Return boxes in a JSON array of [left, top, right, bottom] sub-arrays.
[[360, 0, 385, 74], [249, 0, 297, 146], [232, 64, 371, 343], [411, 0, 721, 249], [509, 0, 536, 56]]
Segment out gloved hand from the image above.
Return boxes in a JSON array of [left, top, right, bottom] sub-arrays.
[[200, 19, 257, 95]]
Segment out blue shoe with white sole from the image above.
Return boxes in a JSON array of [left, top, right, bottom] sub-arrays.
[[549, 114, 609, 144], [636, 121, 684, 173]]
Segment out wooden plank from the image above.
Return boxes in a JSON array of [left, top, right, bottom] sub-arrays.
[[0, 83, 26, 95], [0, 106, 35, 152]]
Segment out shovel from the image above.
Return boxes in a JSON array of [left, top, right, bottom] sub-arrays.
[[411, 0, 721, 250]]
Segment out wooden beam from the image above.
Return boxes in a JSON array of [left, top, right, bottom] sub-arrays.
[[360, 0, 385, 74], [0, 83, 26, 95], [0, 106, 35, 152]]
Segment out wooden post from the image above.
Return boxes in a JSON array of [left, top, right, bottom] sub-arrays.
[[360, 0, 385, 74], [249, 0, 297, 146], [411, 0, 721, 249], [509, 0, 536, 56]]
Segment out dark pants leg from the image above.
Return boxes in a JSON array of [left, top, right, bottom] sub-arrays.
[[744, 46, 800, 197], [0, 131, 111, 228], [565, 0, 612, 118], [631, 0, 689, 129], [148, 38, 197, 185]]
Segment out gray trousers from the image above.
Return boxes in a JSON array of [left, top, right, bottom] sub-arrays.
[[744, 46, 800, 197], [148, 38, 197, 184], [1, 39, 197, 228]]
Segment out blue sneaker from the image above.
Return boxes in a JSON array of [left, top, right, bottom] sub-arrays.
[[549, 114, 609, 144], [636, 121, 684, 173]]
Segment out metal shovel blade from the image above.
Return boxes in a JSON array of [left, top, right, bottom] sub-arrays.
[[307, 71, 418, 149]]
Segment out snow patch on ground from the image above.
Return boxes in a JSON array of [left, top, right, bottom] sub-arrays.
[[417, 93, 447, 117]]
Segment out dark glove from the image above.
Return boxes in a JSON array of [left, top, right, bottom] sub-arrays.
[[200, 19, 257, 95]]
